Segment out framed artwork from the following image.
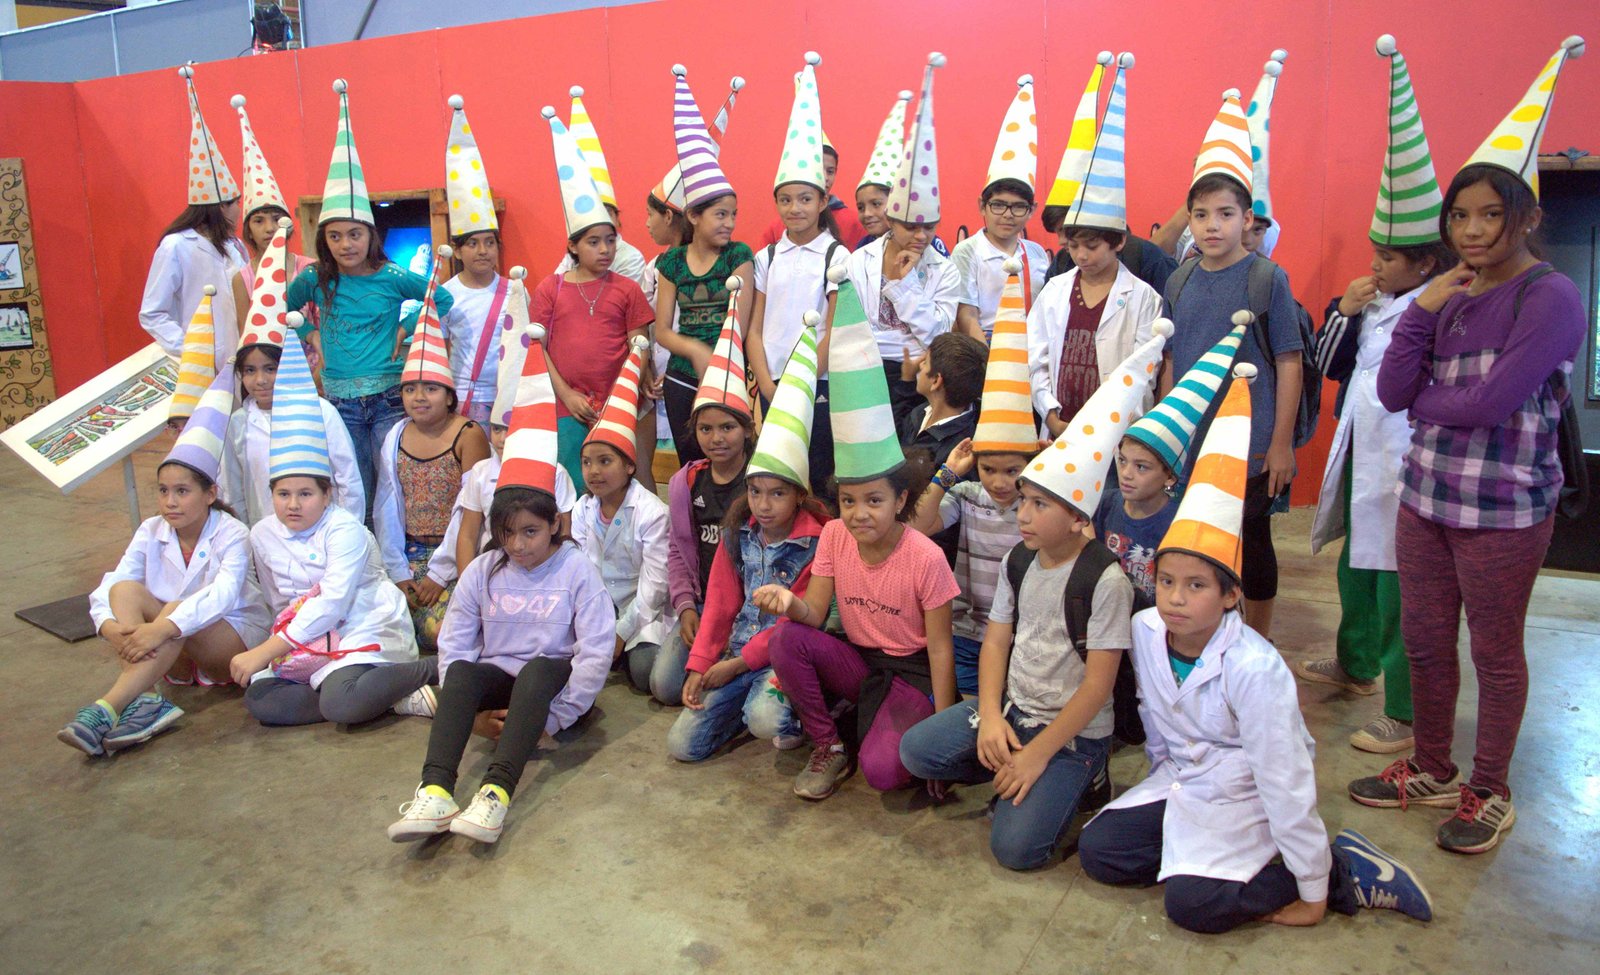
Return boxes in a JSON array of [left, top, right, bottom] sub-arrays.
[[0, 301, 31, 349], [0, 159, 56, 427], [0, 242, 19, 290], [0, 343, 177, 494]]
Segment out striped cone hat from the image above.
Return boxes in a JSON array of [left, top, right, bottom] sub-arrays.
[[1062, 53, 1133, 232], [269, 313, 331, 481], [232, 95, 287, 220], [971, 261, 1037, 455], [1020, 320, 1172, 518], [1125, 319, 1246, 474], [748, 311, 821, 488], [499, 322, 560, 500], [828, 264, 905, 483], [319, 79, 375, 226], [984, 74, 1039, 192], [400, 245, 455, 389], [169, 285, 217, 422], [445, 95, 498, 237], [164, 361, 235, 484], [1046, 52, 1113, 208], [653, 77, 744, 211], [569, 86, 617, 209], [690, 277, 753, 422], [775, 52, 827, 192], [583, 335, 649, 465], [1246, 50, 1287, 220], [238, 217, 294, 352], [1464, 35, 1585, 199], [672, 64, 736, 210], [1370, 36, 1443, 246], [179, 66, 239, 206], [887, 53, 945, 225], [1159, 361, 1257, 582], [857, 89, 913, 191], [1191, 88, 1253, 195], [542, 106, 611, 238], [491, 267, 531, 428]]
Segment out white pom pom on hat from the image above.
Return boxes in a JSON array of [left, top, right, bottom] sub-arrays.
[[287, 311, 306, 329], [898, 90, 913, 100], [1562, 35, 1585, 56], [1097, 51, 1114, 64], [510, 266, 527, 280], [802, 310, 822, 327], [1017, 74, 1034, 86], [1118, 52, 1136, 68], [527, 323, 547, 342], [540, 106, 557, 119], [276, 216, 292, 229], [827, 264, 849, 284], [437, 244, 453, 260], [724, 275, 743, 292], [203, 284, 217, 296], [805, 51, 821, 65], [1223, 87, 1242, 99], [1375, 34, 1399, 57], [231, 94, 246, 109], [630, 334, 650, 351], [1231, 309, 1256, 327], [448, 94, 464, 110], [570, 85, 584, 97], [1263, 60, 1283, 77], [178, 65, 194, 79], [731, 76, 747, 90], [1002, 257, 1023, 274], [928, 52, 947, 67], [332, 78, 348, 94], [1150, 319, 1174, 338], [1271, 48, 1289, 61], [1233, 362, 1259, 380], [671, 63, 687, 77]]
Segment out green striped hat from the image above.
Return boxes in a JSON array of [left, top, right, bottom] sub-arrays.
[[826, 266, 904, 483], [1124, 322, 1244, 474], [748, 311, 821, 488], [1370, 36, 1442, 246], [319, 79, 375, 226]]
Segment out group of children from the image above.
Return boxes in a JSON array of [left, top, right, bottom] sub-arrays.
[[80, 34, 1590, 934]]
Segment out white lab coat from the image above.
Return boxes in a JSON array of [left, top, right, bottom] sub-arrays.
[[423, 453, 578, 586], [139, 229, 249, 370], [569, 480, 674, 649], [219, 401, 365, 527], [1027, 263, 1164, 425], [1101, 609, 1332, 903], [249, 506, 417, 687], [89, 510, 272, 647], [845, 236, 961, 363], [1309, 289, 1419, 571]]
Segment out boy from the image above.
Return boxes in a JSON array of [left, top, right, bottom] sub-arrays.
[[1043, 207, 1175, 293], [899, 332, 985, 473]]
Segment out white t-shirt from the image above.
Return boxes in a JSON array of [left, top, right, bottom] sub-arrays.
[[441, 274, 507, 402], [948, 232, 1049, 337], [752, 231, 847, 379]]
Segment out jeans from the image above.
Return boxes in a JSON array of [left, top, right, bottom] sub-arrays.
[[243, 659, 435, 727], [900, 702, 1112, 870], [667, 666, 800, 762], [642, 629, 691, 706], [951, 634, 983, 697], [423, 658, 573, 796], [330, 386, 405, 522]]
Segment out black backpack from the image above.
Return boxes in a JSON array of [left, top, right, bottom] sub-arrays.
[[1168, 255, 1323, 449], [1003, 540, 1151, 746]]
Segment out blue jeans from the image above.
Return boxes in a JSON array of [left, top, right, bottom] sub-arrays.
[[952, 634, 983, 696], [899, 701, 1112, 870], [648, 629, 691, 706], [667, 666, 800, 762], [330, 386, 405, 522]]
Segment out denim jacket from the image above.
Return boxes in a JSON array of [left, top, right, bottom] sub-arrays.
[[686, 508, 828, 674]]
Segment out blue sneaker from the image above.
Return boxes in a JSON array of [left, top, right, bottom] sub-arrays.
[[103, 694, 184, 752], [1335, 829, 1434, 922], [58, 703, 116, 756]]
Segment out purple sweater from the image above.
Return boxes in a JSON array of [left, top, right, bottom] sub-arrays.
[[667, 459, 710, 615], [1377, 263, 1584, 529]]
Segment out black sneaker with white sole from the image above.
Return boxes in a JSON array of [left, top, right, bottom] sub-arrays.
[[1436, 784, 1516, 854], [1348, 758, 1458, 810]]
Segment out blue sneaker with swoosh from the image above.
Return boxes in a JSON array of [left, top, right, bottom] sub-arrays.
[[1335, 829, 1434, 922]]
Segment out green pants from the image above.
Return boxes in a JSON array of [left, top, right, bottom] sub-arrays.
[[1334, 452, 1411, 721], [556, 414, 588, 496]]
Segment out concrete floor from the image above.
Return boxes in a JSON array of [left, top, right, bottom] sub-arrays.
[[4, 442, 1599, 975]]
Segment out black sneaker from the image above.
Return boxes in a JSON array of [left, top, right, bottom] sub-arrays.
[[1436, 784, 1516, 854], [1349, 758, 1458, 810], [1081, 763, 1113, 814]]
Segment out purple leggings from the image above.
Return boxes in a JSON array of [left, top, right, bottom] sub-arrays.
[[768, 625, 935, 791], [1395, 506, 1554, 797]]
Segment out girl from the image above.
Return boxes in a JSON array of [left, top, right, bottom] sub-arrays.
[[440, 94, 510, 426], [228, 95, 315, 356], [639, 189, 690, 486], [853, 90, 912, 250], [60, 375, 271, 755]]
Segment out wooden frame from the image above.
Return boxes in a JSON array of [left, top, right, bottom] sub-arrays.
[[294, 188, 507, 262]]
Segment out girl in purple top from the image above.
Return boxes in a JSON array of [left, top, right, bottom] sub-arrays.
[[1350, 164, 1585, 856]]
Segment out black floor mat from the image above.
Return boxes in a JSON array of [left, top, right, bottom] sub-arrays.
[[15, 593, 96, 643]]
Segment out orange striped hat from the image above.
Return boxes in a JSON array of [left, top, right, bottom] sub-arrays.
[[1158, 357, 1258, 582], [971, 260, 1037, 455], [1191, 88, 1253, 195], [690, 276, 753, 422], [400, 245, 455, 389], [499, 323, 560, 500], [583, 335, 649, 465]]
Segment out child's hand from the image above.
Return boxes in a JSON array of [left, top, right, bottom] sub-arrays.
[[750, 585, 794, 618], [925, 778, 952, 801], [392, 326, 407, 363], [472, 709, 508, 740], [702, 657, 747, 691], [1265, 442, 1296, 499], [976, 712, 1022, 772], [614, 635, 626, 663], [99, 620, 135, 654], [411, 577, 445, 608], [1044, 410, 1068, 439], [945, 438, 975, 477], [1338, 275, 1379, 317], [888, 248, 918, 280], [993, 742, 1049, 806], [757, 376, 778, 403], [229, 647, 268, 688], [122, 619, 179, 661], [1264, 898, 1328, 927], [682, 672, 706, 710], [1415, 262, 1475, 313], [678, 609, 701, 645], [561, 389, 600, 425], [685, 341, 713, 379]]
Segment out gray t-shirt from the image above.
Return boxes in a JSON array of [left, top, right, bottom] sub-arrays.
[[990, 554, 1133, 735]]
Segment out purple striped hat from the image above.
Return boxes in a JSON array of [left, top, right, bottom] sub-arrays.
[[672, 64, 736, 209], [162, 361, 235, 484]]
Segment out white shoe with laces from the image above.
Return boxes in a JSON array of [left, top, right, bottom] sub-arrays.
[[387, 784, 458, 842], [393, 685, 437, 718], [450, 786, 508, 844]]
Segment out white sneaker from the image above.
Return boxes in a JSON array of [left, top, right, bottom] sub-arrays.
[[393, 685, 437, 718], [450, 786, 508, 844], [386, 784, 458, 842], [772, 733, 806, 751]]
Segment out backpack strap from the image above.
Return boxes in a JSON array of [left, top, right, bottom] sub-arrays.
[[1246, 256, 1277, 359], [1511, 263, 1555, 318], [1167, 255, 1202, 306], [1004, 542, 1037, 604], [1120, 235, 1145, 276], [1064, 542, 1120, 660], [766, 242, 777, 266]]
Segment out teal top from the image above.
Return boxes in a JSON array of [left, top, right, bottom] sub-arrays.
[[287, 262, 452, 399]]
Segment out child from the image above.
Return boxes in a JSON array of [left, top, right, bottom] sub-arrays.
[[237, 330, 432, 727], [901, 321, 1169, 869], [654, 66, 755, 464], [1298, 37, 1454, 755], [899, 332, 985, 470], [1158, 90, 1302, 639], [1350, 37, 1587, 855], [227, 95, 315, 346], [372, 253, 491, 652], [551, 87, 654, 291], [387, 327, 613, 845], [668, 314, 829, 761], [852, 89, 912, 250], [220, 218, 363, 526], [950, 77, 1049, 341], [59, 368, 271, 756], [571, 338, 676, 699], [285, 80, 451, 515], [1079, 363, 1434, 932], [756, 274, 960, 800]]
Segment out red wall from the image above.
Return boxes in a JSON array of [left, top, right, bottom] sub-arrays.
[[2, 0, 1593, 502]]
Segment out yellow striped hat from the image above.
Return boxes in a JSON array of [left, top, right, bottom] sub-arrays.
[[568, 86, 617, 210], [1046, 52, 1112, 209], [169, 285, 217, 422], [1158, 360, 1256, 581], [1463, 35, 1585, 199], [1191, 88, 1253, 194], [690, 276, 753, 422], [971, 260, 1037, 455]]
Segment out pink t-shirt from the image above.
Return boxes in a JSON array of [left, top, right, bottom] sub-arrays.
[[531, 271, 655, 418], [812, 521, 961, 656]]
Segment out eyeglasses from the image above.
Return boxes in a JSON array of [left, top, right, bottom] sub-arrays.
[[984, 201, 1033, 217]]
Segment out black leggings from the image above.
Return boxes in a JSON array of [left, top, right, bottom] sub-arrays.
[[1241, 472, 1279, 601], [663, 374, 705, 465], [422, 658, 573, 796]]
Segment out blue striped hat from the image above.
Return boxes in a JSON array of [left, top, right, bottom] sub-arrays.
[[268, 314, 331, 481], [1123, 322, 1245, 473], [1062, 53, 1132, 232]]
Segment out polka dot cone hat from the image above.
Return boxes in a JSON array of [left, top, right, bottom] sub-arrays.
[[238, 217, 294, 352], [179, 66, 239, 206], [984, 73, 1039, 192], [1464, 35, 1585, 200], [542, 106, 611, 238], [774, 52, 826, 192]]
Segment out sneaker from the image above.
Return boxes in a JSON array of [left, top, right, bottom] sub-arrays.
[[57, 704, 116, 756], [387, 784, 459, 842], [1334, 829, 1434, 922], [793, 743, 851, 800], [772, 733, 806, 751], [1437, 785, 1516, 855], [1294, 658, 1378, 695], [450, 786, 508, 844], [1349, 758, 1458, 810], [1350, 716, 1415, 754], [393, 685, 437, 718], [102, 695, 184, 752], [1081, 763, 1113, 813]]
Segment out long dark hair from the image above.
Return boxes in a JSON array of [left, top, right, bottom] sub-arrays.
[[720, 475, 831, 563], [1441, 163, 1542, 260], [159, 203, 237, 258], [485, 487, 568, 578], [313, 222, 389, 310], [646, 193, 690, 247], [685, 193, 737, 248], [1386, 239, 1457, 283], [156, 460, 239, 520]]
